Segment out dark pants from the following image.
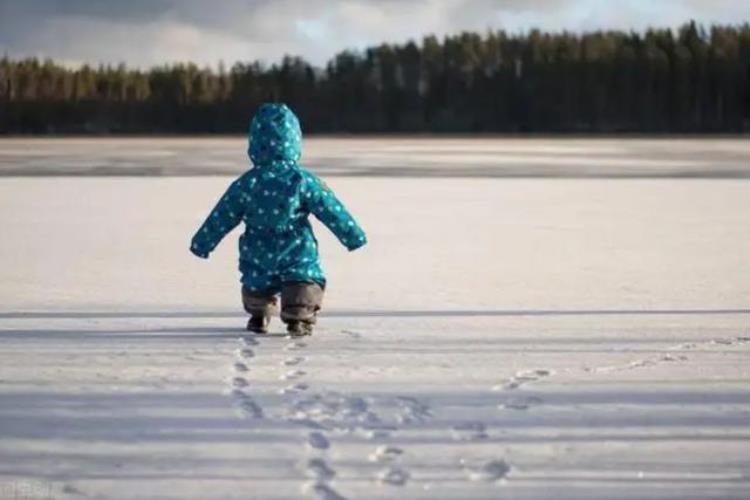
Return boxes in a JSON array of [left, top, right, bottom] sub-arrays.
[[242, 282, 324, 324]]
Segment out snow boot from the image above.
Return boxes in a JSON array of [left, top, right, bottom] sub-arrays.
[[280, 281, 323, 337], [246, 315, 270, 334], [242, 287, 278, 333], [286, 320, 313, 337]]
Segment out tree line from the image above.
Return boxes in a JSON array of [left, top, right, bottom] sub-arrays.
[[1, 22, 749, 134]]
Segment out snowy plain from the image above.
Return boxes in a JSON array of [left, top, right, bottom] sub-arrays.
[[1, 138, 750, 499]]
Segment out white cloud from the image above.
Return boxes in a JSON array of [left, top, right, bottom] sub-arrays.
[[0, 0, 749, 68]]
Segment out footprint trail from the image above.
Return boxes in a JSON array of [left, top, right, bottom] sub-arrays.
[[224, 335, 264, 420]]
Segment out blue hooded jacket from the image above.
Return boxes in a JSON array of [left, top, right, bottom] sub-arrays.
[[190, 103, 367, 291]]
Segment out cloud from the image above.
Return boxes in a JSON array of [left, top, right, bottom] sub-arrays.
[[0, 0, 748, 68]]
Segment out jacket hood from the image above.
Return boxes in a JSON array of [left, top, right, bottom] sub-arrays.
[[248, 103, 302, 167]]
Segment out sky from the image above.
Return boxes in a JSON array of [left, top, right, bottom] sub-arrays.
[[1, 0, 749, 69]]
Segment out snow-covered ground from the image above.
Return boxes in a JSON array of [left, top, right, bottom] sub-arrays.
[[2, 137, 750, 177], [1, 139, 750, 499]]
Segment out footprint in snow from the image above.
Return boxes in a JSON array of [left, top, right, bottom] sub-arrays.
[[451, 422, 488, 441], [237, 398, 264, 419], [286, 417, 325, 430], [302, 482, 347, 500], [500, 395, 543, 411], [464, 459, 511, 482], [590, 336, 750, 375], [341, 330, 362, 339], [279, 382, 310, 395], [670, 336, 749, 351], [587, 354, 687, 374], [709, 336, 750, 346], [673, 342, 697, 350], [229, 388, 248, 400], [230, 389, 264, 419], [513, 368, 552, 383], [368, 445, 404, 463], [360, 428, 392, 441], [711, 339, 735, 345], [239, 335, 258, 346], [283, 356, 306, 366], [237, 348, 255, 359], [285, 341, 308, 351], [308, 431, 331, 450], [494, 368, 553, 391], [62, 484, 83, 495], [589, 335, 750, 374], [281, 369, 306, 381], [395, 396, 432, 424], [378, 467, 410, 486], [230, 376, 249, 388], [659, 353, 688, 362], [306, 458, 336, 481]]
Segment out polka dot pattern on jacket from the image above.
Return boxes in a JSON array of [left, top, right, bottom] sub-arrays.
[[190, 103, 367, 292]]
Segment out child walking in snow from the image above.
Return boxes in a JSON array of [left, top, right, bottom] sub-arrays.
[[190, 103, 367, 337]]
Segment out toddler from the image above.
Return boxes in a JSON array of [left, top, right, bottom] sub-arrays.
[[190, 103, 366, 336]]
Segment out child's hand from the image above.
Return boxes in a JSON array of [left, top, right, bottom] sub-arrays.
[[346, 236, 367, 252], [190, 244, 209, 259]]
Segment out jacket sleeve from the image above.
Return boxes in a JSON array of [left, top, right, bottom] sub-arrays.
[[190, 176, 247, 258], [304, 175, 367, 251]]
